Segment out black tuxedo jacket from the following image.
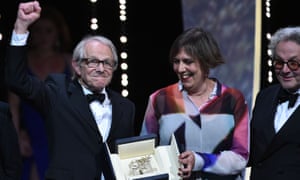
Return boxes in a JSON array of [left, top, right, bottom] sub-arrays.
[[248, 84, 300, 180], [5, 46, 135, 180], [0, 101, 22, 180]]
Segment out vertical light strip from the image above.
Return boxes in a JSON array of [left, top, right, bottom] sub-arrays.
[[119, 0, 129, 97], [252, 0, 262, 110], [265, 0, 273, 84], [89, 0, 99, 32], [0, 13, 2, 43]]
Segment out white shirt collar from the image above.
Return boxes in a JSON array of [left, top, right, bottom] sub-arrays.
[[80, 82, 109, 104]]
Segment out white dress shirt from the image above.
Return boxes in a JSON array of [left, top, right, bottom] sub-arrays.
[[81, 86, 112, 180], [81, 86, 112, 142], [274, 89, 300, 132], [11, 31, 29, 46]]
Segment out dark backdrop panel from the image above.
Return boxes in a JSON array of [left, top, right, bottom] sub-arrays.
[[127, 1, 182, 134], [0, 0, 182, 134], [181, 0, 255, 109]]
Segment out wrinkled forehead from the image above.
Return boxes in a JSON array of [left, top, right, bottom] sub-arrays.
[[84, 40, 113, 57], [275, 41, 300, 59]]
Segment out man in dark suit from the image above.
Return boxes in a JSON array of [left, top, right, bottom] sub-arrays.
[[5, 1, 135, 180], [0, 101, 22, 180], [248, 26, 300, 179]]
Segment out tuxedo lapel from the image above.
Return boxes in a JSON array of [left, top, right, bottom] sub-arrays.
[[106, 90, 123, 139], [261, 105, 300, 160], [67, 80, 100, 133], [261, 92, 279, 144], [271, 106, 300, 145]]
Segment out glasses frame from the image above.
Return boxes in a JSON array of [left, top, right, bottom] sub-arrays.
[[81, 58, 116, 69], [273, 58, 300, 71]]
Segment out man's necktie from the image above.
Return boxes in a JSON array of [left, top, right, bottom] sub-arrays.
[[86, 93, 105, 104], [277, 89, 299, 108]]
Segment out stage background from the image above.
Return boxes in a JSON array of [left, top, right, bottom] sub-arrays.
[[181, 0, 256, 110]]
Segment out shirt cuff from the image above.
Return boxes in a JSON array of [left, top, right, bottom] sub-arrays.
[[10, 30, 29, 46], [193, 151, 204, 171]]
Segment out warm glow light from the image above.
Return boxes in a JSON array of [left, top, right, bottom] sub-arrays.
[[120, 36, 127, 43], [120, 10, 126, 16], [90, 0, 97, 3], [119, 0, 126, 5], [121, 62, 128, 70], [90, 23, 98, 30], [268, 59, 272, 66], [121, 89, 129, 97], [120, 4, 126, 10], [121, 73, 128, 80], [268, 71, 272, 76], [268, 76, 273, 83], [120, 52, 128, 59], [91, 18, 98, 24], [120, 15, 126, 21], [121, 79, 128, 86], [267, 49, 272, 56]]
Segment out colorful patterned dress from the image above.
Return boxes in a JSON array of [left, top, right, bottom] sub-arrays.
[[140, 78, 249, 178]]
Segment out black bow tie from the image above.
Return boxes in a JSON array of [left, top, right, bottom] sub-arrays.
[[277, 89, 299, 108], [86, 93, 105, 104]]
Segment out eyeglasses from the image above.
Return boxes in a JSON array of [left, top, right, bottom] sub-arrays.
[[273, 59, 300, 71], [82, 58, 116, 69]]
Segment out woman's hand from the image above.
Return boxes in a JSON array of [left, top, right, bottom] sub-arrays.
[[178, 150, 195, 179]]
